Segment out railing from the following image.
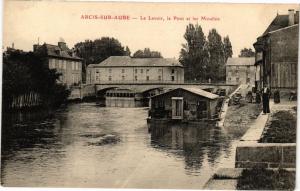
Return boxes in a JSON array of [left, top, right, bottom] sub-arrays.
[[87, 80, 236, 85], [92, 80, 183, 84]]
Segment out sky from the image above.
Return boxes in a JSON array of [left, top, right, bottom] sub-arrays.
[[3, 1, 299, 58]]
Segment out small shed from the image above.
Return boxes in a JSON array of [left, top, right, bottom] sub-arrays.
[[149, 87, 220, 121]]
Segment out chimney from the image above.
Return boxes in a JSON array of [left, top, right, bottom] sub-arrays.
[[58, 41, 67, 50], [33, 44, 41, 52], [288, 9, 295, 26], [295, 11, 299, 24]]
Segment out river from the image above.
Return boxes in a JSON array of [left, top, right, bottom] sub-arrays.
[[1, 103, 239, 189]]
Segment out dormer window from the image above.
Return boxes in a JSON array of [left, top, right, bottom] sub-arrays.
[[55, 49, 61, 55]]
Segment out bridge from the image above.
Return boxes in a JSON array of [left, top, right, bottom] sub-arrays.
[[80, 81, 238, 98]]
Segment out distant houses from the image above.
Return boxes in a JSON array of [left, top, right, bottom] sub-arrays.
[[225, 57, 256, 85], [33, 40, 83, 88], [253, 9, 299, 92], [86, 56, 184, 84]]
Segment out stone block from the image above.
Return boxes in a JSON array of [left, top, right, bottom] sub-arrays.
[[282, 146, 296, 164], [235, 161, 269, 168], [269, 163, 280, 168], [281, 163, 296, 168], [236, 146, 282, 163]]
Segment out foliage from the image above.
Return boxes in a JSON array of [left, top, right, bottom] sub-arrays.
[[239, 48, 255, 57], [74, 37, 128, 65], [132, 48, 162, 58], [179, 24, 232, 82], [207, 29, 226, 82], [2, 50, 70, 109], [260, 110, 296, 143], [179, 24, 209, 81], [74, 37, 129, 83], [237, 168, 295, 190], [223, 36, 233, 62]]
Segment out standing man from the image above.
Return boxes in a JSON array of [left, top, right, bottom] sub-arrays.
[[262, 84, 270, 114]]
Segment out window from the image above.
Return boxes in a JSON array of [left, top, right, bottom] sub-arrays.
[[135, 76, 138, 81], [172, 69, 175, 74], [146, 76, 149, 81], [171, 76, 175, 81], [55, 59, 59, 68], [76, 62, 79, 70], [135, 69, 137, 73], [109, 68, 112, 73], [236, 77, 239, 82], [96, 69, 99, 73], [63, 60, 67, 70], [122, 76, 125, 80], [141, 69, 143, 73], [146, 69, 149, 73], [109, 76, 112, 81], [49, 60, 54, 69], [247, 78, 251, 83], [122, 69, 125, 73], [158, 76, 162, 81], [59, 60, 62, 69]]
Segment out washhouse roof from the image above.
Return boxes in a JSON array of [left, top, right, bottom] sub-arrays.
[[151, 87, 219, 100]]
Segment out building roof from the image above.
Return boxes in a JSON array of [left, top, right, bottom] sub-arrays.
[[152, 87, 219, 100], [88, 56, 183, 67], [262, 15, 290, 35], [226, 57, 255, 66], [35, 43, 82, 61]]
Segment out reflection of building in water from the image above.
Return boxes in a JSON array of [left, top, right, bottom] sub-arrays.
[[105, 88, 142, 107], [149, 122, 230, 171]]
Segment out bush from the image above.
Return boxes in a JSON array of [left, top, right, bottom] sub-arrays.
[[237, 168, 295, 190]]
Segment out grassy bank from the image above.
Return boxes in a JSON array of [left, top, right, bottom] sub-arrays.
[[260, 109, 296, 143], [237, 168, 295, 190], [224, 100, 261, 139]]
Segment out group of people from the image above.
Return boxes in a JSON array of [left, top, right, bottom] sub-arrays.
[[245, 84, 272, 114], [258, 84, 283, 114]]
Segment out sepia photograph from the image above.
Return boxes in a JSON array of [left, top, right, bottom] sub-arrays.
[[1, 1, 299, 190]]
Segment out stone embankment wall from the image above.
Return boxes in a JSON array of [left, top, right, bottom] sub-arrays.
[[236, 143, 296, 168], [235, 101, 296, 169]]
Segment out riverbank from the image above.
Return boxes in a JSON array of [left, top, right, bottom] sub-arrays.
[[223, 100, 261, 139], [205, 99, 297, 190]]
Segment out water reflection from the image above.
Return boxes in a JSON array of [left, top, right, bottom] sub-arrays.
[[1, 104, 237, 188], [149, 122, 232, 173]]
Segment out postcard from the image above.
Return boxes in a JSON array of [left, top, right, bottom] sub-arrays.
[[2, 1, 298, 190]]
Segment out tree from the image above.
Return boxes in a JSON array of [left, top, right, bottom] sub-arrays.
[[223, 36, 233, 62], [207, 28, 226, 82], [179, 24, 209, 81], [239, 48, 255, 57], [132, 48, 162, 58], [74, 37, 128, 65], [74, 37, 129, 83], [125, 46, 131, 56], [2, 50, 70, 110]]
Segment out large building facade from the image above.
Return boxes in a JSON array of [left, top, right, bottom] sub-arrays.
[[33, 41, 83, 87], [86, 56, 184, 84], [253, 9, 299, 91], [226, 57, 256, 85]]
